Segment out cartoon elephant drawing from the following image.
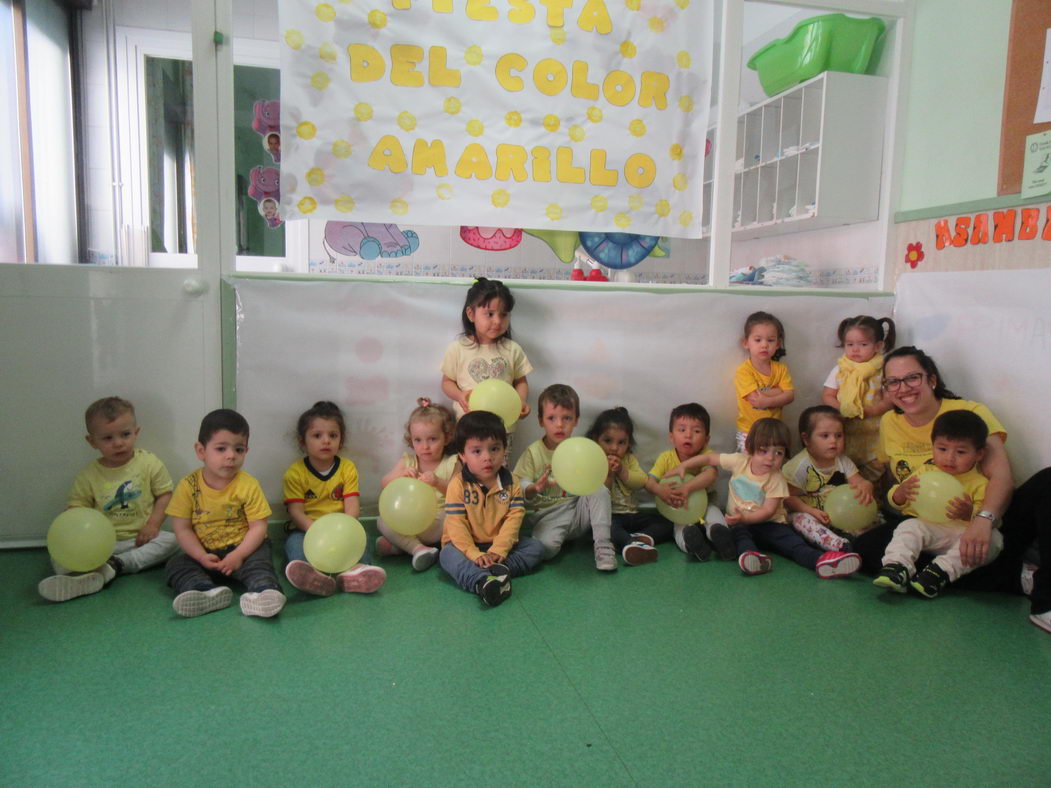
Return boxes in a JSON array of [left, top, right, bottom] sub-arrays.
[[323, 222, 421, 261], [252, 100, 280, 136], [248, 166, 280, 203]]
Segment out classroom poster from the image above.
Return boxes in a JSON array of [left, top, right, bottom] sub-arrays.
[[278, 0, 714, 237]]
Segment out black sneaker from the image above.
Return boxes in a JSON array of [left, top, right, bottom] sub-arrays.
[[708, 524, 737, 561], [488, 562, 511, 582], [873, 562, 910, 593], [477, 575, 512, 607], [107, 555, 125, 578], [910, 564, 950, 599], [682, 524, 712, 562]]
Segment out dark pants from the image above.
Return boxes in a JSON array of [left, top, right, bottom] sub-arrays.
[[165, 539, 282, 594], [733, 521, 823, 570], [610, 511, 674, 550], [857, 468, 1051, 615]]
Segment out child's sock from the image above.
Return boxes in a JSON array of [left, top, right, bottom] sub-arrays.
[[38, 571, 105, 602], [338, 563, 387, 593], [172, 586, 233, 617], [240, 589, 286, 617]]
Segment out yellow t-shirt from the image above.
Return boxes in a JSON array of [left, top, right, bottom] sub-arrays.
[[513, 439, 570, 510], [439, 337, 533, 421], [401, 452, 459, 508], [647, 448, 714, 524], [67, 449, 173, 540], [888, 465, 988, 525], [877, 399, 1006, 483], [167, 469, 271, 551], [608, 453, 648, 515], [282, 456, 360, 519], [734, 359, 794, 433], [719, 452, 789, 523]]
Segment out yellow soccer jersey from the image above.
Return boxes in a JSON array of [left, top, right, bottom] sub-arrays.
[[888, 464, 988, 524], [282, 456, 360, 519], [441, 467, 526, 560], [166, 469, 271, 551], [67, 449, 173, 540]]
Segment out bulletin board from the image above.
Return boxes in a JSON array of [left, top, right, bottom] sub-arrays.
[[998, 0, 1051, 195]]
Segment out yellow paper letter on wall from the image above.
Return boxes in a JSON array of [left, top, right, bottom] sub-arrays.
[[349, 44, 386, 82]]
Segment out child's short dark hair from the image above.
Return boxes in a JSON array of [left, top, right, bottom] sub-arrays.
[[798, 405, 844, 438], [198, 409, 250, 445], [931, 410, 987, 450], [585, 406, 636, 451], [537, 383, 579, 419], [745, 417, 791, 455], [295, 401, 347, 450], [669, 403, 711, 434], [454, 410, 507, 453], [84, 396, 135, 432]]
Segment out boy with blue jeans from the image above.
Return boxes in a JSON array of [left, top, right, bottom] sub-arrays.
[[164, 409, 285, 618], [513, 383, 616, 571], [440, 411, 544, 607], [39, 396, 180, 602]]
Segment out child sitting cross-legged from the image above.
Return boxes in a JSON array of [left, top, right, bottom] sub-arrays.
[[666, 418, 861, 579], [439, 411, 544, 607], [874, 410, 998, 598], [164, 409, 285, 618]]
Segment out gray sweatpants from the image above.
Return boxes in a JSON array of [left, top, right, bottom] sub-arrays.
[[165, 539, 282, 594]]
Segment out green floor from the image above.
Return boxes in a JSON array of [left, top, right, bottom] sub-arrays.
[[2, 537, 1048, 786]]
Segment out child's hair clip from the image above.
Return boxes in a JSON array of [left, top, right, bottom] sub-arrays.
[[417, 397, 432, 408]]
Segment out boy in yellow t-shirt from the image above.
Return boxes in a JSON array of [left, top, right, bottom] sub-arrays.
[[874, 410, 997, 599], [38, 396, 179, 603], [164, 409, 284, 618]]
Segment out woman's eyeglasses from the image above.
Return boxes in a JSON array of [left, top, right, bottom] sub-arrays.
[[882, 372, 926, 392]]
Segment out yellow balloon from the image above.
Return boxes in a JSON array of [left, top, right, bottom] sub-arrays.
[[469, 379, 521, 429], [303, 513, 366, 574], [550, 437, 608, 496], [913, 470, 965, 523], [379, 477, 439, 535], [823, 484, 877, 533], [655, 476, 709, 525], [47, 507, 116, 572]]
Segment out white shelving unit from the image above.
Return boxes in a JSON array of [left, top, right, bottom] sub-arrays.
[[729, 71, 887, 240]]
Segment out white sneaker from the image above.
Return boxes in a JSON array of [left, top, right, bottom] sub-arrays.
[[1021, 563, 1037, 597], [594, 539, 617, 572], [173, 586, 233, 617], [38, 572, 105, 602], [240, 589, 286, 617], [411, 546, 439, 572], [1030, 610, 1051, 635]]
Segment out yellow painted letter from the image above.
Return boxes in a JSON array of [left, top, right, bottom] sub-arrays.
[[466, 0, 499, 21], [624, 153, 656, 188], [534, 58, 568, 97], [390, 45, 425, 87], [603, 70, 636, 106], [455, 143, 494, 180], [496, 53, 527, 92], [412, 139, 449, 176], [531, 146, 552, 182], [349, 44, 386, 82], [540, 0, 572, 27], [638, 71, 670, 109], [570, 61, 599, 100], [576, 0, 612, 34], [556, 146, 586, 184], [495, 144, 529, 181], [589, 149, 618, 186], [368, 135, 408, 172], [429, 46, 461, 87], [508, 0, 536, 24]]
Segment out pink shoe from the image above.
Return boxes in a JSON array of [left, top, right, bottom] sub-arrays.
[[816, 551, 861, 579], [738, 551, 772, 575], [285, 560, 336, 596], [375, 536, 403, 557], [338, 564, 387, 593]]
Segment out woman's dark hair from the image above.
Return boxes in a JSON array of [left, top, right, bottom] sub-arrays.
[[295, 401, 347, 450], [585, 406, 636, 452], [836, 315, 896, 352], [742, 311, 787, 360], [882, 346, 960, 413], [461, 277, 515, 342]]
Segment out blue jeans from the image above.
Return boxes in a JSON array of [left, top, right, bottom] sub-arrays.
[[284, 529, 374, 567], [439, 538, 544, 593], [733, 521, 823, 569]]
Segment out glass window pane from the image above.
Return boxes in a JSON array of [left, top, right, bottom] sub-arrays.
[[234, 64, 284, 258]]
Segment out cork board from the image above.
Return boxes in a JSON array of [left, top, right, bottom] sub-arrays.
[[999, 0, 1051, 195]]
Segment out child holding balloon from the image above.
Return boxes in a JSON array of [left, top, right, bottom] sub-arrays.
[[514, 384, 616, 571], [440, 278, 532, 434], [820, 315, 896, 481], [666, 418, 861, 578], [281, 401, 387, 597], [440, 410, 544, 607], [874, 410, 997, 598], [38, 396, 180, 602], [783, 406, 875, 552], [376, 398, 459, 572], [734, 311, 794, 452]]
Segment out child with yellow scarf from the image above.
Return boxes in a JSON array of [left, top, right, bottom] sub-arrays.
[[821, 316, 896, 481]]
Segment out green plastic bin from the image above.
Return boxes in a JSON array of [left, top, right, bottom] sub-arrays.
[[747, 14, 885, 97]]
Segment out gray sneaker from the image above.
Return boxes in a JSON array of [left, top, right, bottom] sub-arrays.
[[240, 588, 286, 617], [38, 571, 105, 602], [172, 586, 233, 617], [594, 539, 617, 571]]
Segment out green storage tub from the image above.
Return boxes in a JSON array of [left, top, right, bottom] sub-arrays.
[[747, 14, 885, 97]]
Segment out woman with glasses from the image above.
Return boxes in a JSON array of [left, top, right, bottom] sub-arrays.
[[854, 347, 1050, 633]]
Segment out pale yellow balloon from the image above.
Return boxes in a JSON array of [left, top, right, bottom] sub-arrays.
[[550, 438, 608, 496], [303, 513, 365, 573], [47, 508, 115, 572], [379, 478, 439, 536]]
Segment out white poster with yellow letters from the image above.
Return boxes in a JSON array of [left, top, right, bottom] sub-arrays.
[[279, 0, 713, 237]]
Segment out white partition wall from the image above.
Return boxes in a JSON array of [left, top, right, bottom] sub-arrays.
[[233, 279, 893, 512]]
